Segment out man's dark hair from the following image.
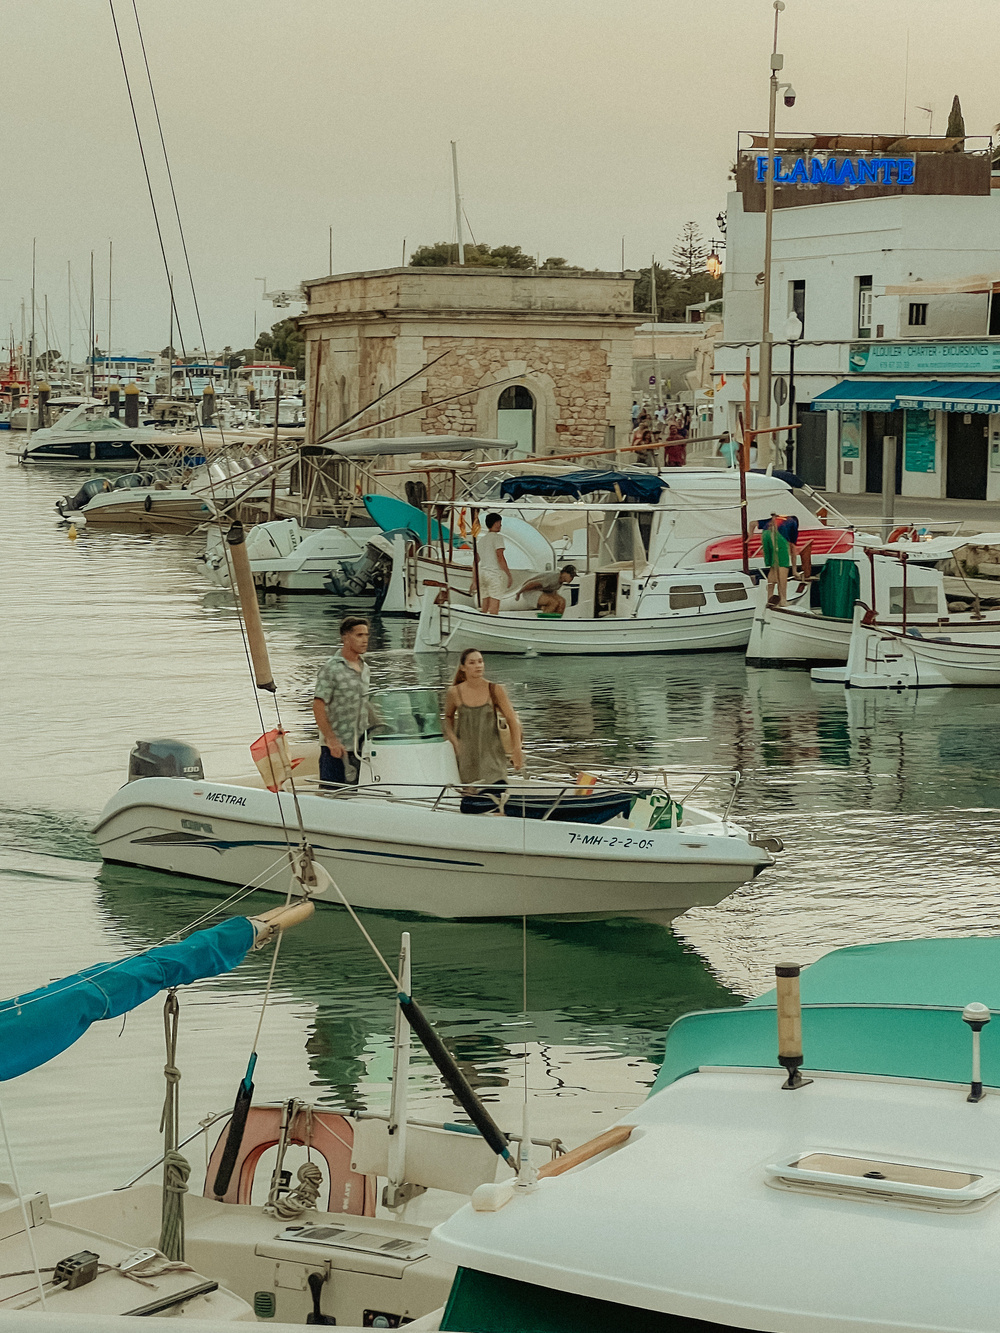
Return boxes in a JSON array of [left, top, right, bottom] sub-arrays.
[[561, 564, 577, 578], [340, 615, 369, 637], [485, 512, 502, 529]]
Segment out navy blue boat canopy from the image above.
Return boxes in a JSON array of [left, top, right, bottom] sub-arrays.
[[499, 471, 667, 503]]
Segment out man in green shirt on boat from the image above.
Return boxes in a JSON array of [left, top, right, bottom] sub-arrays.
[[760, 513, 799, 606]]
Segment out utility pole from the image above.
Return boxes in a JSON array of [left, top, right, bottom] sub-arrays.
[[757, 0, 795, 467], [650, 256, 660, 408], [328, 226, 333, 275], [451, 140, 465, 265], [67, 261, 72, 382]]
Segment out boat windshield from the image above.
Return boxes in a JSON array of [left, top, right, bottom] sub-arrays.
[[369, 688, 443, 742], [67, 415, 127, 432]]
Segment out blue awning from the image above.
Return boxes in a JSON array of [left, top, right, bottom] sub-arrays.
[[812, 379, 1000, 413], [896, 381, 1000, 413], [810, 380, 940, 412]]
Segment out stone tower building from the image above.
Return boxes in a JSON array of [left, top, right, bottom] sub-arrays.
[[299, 266, 639, 455]]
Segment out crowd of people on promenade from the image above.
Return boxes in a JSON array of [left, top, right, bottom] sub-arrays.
[[629, 400, 692, 468]]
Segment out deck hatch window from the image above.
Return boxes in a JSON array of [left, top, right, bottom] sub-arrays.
[[714, 582, 748, 603], [765, 1149, 1000, 1209], [669, 585, 706, 609]]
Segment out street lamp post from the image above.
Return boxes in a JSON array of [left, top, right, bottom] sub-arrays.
[[757, 0, 795, 467], [785, 311, 802, 471]]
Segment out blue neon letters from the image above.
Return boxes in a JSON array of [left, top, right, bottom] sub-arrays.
[[754, 156, 916, 186]]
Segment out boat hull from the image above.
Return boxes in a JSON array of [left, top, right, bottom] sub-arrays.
[[92, 778, 770, 922], [845, 621, 1000, 689], [747, 604, 853, 667], [436, 606, 751, 656]]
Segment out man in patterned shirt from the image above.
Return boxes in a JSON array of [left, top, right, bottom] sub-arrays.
[[312, 616, 375, 785]]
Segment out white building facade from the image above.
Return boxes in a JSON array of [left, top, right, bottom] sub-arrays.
[[714, 135, 1000, 500]]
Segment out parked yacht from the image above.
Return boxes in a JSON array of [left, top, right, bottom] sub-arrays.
[[92, 687, 776, 922], [424, 936, 1000, 1332], [17, 400, 168, 466]]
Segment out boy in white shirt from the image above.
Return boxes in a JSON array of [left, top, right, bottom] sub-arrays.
[[476, 512, 512, 615]]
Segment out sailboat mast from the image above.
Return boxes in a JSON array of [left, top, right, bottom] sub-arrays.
[[167, 272, 174, 397], [450, 141, 465, 266], [67, 261, 72, 386], [107, 240, 113, 371], [89, 252, 95, 399], [28, 239, 36, 438]]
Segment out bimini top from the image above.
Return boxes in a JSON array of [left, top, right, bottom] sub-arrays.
[[652, 935, 1000, 1095], [500, 470, 667, 503]]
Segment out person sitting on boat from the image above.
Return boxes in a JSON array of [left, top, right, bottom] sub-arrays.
[[514, 565, 577, 615], [313, 615, 377, 785], [477, 512, 512, 615], [443, 649, 523, 802]]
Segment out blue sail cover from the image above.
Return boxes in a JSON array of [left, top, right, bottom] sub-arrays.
[[0, 916, 254, 1081], [499, 471, 667, 503]]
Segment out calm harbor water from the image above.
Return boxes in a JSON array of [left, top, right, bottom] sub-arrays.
[[3, 455, 1000, 1200]]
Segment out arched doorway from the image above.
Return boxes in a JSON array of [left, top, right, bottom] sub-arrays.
[[497, 385, 535, 456]]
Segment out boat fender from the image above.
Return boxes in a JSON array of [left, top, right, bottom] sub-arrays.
[[472, 1180, 517, 1212], [144, 494, 153, 512]]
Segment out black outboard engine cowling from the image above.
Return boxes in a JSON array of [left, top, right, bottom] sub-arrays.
[[128, 739, 204, 783]]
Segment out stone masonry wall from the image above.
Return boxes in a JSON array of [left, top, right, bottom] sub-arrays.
[[420, 336, 613, 452]]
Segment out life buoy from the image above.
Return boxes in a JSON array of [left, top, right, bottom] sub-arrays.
[[204, 1103, 375, 1216], [888, 525, 915, 543]]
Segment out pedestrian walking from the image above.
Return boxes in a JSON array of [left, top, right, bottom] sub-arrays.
[[313, 615, 377, 785], [664, 423, 687, 467], [443, 648, 524, 790]]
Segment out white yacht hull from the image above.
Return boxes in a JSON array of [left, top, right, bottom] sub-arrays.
[[92, 778, 771, 922], [747, 603, 854, 666], [199, 519, 373, 593], [843, 619, 1000, 689], [416, 596, 753, 656]]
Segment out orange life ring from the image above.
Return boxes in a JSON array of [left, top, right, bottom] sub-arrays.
[[204, 1103, 375, 1215], [888, 526, 915, 543]]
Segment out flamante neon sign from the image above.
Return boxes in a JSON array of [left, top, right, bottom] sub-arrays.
[[755, 156, 915, 186]]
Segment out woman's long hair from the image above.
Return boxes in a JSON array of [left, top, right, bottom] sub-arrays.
[[452, 647, 485, 686]]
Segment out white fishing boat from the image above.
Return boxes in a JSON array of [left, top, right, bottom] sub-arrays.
[[56, 449, 280, 532], [92, 687, 775, 922], [422, 936, 1000, 1332], [200, 516, 380, 594], [814, 601, 1000, 690], [746, 547, 959, 667]]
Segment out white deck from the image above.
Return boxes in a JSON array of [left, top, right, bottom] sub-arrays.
[[432, 1067, 1000, 1330]]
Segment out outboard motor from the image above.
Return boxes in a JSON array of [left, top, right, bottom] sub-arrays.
[[325, 536, 394, 601], [128, 739, 204, 783]]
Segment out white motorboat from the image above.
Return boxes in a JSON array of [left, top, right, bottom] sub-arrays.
[[746, 547, 960, 667], [423, 936, 1000, 1332], [815, 601, 1000, 689], [415, 568, 758, 656], [17, 401, 168, 467], [200, 516, 378, 593], [92, 687, 775, 922], [57, 450, 281, 532]]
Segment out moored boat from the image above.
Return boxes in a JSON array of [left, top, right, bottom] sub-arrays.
[[92, 687, 775, 922]]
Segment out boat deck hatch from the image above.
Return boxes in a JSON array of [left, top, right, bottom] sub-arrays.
[[273, 1225, 428, 1261], [765, 1150, 1000, 1209]]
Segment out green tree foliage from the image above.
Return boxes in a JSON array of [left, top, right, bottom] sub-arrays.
[[946, 94, 965, 140], [409, 241, 538, 269], [541, 256, 568, 269], [633, 262, 723, 322], [672, 222, 710, 278], [255, 318, 304, 376]]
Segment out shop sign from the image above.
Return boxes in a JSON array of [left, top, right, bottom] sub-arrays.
[[851, 342, 1000, 375], [754, 156, 915, 186], [903, 410, 936, 474]]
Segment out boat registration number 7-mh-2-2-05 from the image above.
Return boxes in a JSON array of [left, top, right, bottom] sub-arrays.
[[566, 832, 655, 850]]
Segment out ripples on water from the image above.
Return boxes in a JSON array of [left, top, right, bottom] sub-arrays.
[[2, 458, 999, 1196]]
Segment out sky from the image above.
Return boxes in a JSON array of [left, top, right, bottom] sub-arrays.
[[5, 0, 999, 357]]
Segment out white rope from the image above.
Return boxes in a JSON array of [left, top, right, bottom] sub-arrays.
[[0, 1092, 46, 1309]]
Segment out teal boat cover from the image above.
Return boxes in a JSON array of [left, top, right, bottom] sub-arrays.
[[0, 917, 254, 1081], [652, 937, 1000, 1096]]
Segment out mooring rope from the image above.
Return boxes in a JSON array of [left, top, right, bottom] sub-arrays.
[[158, 990, 189, 1262]]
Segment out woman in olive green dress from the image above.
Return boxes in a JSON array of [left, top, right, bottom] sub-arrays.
[[443, 648, 524, 788]]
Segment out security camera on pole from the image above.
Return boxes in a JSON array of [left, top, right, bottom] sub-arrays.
[[757, 0, 796, 468]]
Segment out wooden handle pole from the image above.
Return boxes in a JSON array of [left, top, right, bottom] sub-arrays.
[[775, 963, 812, 1091], [536, 1125, 633, 1179], [226, 521, 276, 692]]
